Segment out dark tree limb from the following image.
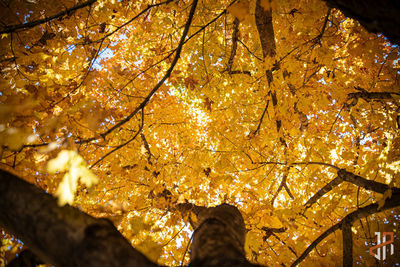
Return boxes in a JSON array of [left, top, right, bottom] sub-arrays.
[[342, 220, 353, 267], [0, 0, 97, 34], [141, 132, 153, 165], [347, 88, 400, 108], [189, 204, 260, 267], [321, 0, 400, 45], [6, 249, 43, 267], [271, 171, 293, 206], [304, 168, 400, 211], [255, 0, 276, 59], [227, 18, 240, 74], [0, 170, 262, 267], [89, 110, 144, 169], [0, 169, 156, 267], [261, 226, 287, 240], [253, 101, 269, 136], [229, 70, 252, 76], [292, 192, 400, 266], [304, 176, 343, 210], [337, 169, 400, 195], [254, 0, 282, 133]]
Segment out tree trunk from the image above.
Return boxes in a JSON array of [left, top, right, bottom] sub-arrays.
[[189, 204, 259, 267], [0, 169, 258, 266], [0, 169, 155, 267]]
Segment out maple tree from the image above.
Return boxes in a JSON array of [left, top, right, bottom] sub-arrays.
[[0, 0, 400, 266]]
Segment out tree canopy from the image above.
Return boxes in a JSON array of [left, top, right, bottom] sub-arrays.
[[0, 0, 399, 266]]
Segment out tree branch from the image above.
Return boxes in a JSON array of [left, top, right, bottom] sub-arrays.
[[347, 88, 400, 108], [89, 110, 144, 169], [0, 0, 97, 34], [253, 100, 269, 136], [0, 169, 156, 267], [292, 192, 400, 266], [304, 168, 400, 212], [227, 18, 240, 73], [304, 176, 343, 210], [337, 169, 400, 194], [255, 0, 281, 133], [342, 220, 353, 267], [97, 0, 199, 139]]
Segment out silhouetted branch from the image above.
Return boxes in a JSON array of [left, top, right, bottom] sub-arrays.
[[337, 169, 400, 194], [292, 192, 400, 266], [304, 168, 400, 212], [253, 101, 269, 135], [271, 169, 293, 206], [0, 169, 156, 267], [0, 0, 97, 34], [347, 87, 400, 108], [304, 176, 343, 210], [342, 220, 353, 267], [227, 18, 240, 74], [90, 110, 144, 168]]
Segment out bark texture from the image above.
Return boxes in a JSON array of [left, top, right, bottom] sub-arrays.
[[322, 0, 400, 45], [189, 204, 259, 267], [1, 170, 259, 266], [0, 169, 156, 267]]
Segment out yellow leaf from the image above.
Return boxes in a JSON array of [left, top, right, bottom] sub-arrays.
[[227, 0, 251, 23], [130, 216, 148, 235], [245, 231, 261, 252], [137, 238, 162, 263], [378, 189, 392, 210], [47, 150, 98, 206]]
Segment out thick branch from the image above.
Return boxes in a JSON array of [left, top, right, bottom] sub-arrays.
[[227, 18, 240, 74], [292, 192, 400, 266], [342, 220, 353, 267], [254, 0, 281, 133], [338, 169, 400, 194], [304, 168, 400, 211], [255, 0, 276, 59], [304, 176, 343, 210], [189, 204, 259, 267], [0, 0, 97, 34], [0, 169, 155, 267], [347, 89, 400, 108], [321, 0, 400, 45]]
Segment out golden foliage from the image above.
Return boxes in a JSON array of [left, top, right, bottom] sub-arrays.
[[0, 0, 399, 265]]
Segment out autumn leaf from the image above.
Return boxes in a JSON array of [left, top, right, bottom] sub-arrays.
[[47, 150, 98, 206], [1, 0, 399, 265]]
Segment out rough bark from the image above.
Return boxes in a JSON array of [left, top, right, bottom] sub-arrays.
[[1, 169, 259, 267], [322, 0, 400, 45], [0, 169, 156, 267], [189, 204, 259, 267], [342, 220, 353, 267]]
